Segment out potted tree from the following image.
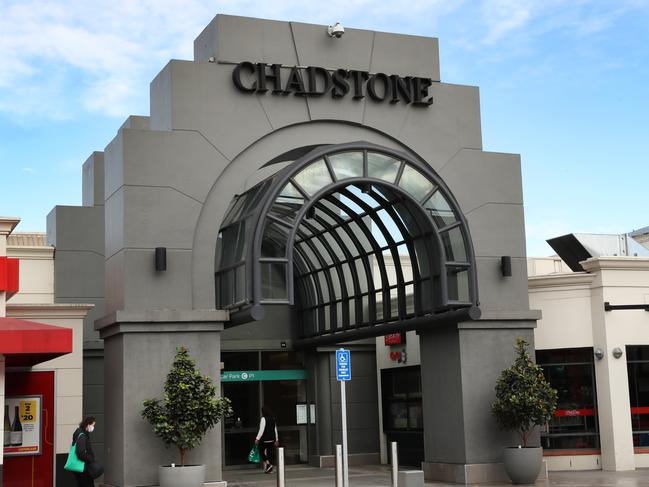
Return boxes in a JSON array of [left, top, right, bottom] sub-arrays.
[[491, 337, 557, 484], [142, 346, 232, 487]]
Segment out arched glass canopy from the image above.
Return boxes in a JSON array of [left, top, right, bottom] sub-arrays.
[[215, 142, 478, 341]]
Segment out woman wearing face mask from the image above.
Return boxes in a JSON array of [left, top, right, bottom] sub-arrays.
[[72, 416, 102, 486]]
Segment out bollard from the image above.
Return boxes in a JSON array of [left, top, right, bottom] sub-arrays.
[[391, 441, 398, 487], [335, 444, 344, 487], [277, 446, 285, 487]]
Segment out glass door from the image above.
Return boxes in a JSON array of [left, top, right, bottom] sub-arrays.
[[223, 352, 261, 466], [222, 351, 309, 466]]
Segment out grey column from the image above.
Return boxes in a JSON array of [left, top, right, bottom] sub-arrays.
[[97, 310, 226, 487], [419, 314, 539, 484]]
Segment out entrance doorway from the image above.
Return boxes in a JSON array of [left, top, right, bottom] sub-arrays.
[[222, 351, 308, 466]]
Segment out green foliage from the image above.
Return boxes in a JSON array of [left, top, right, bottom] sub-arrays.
[[491, 337, 558, 447], [142, 346, 232, 466]]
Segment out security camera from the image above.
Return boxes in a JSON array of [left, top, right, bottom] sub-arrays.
[[327, 22, 345, 38]]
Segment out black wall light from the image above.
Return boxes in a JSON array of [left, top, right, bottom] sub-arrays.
[[155, 247, 167, 272], [501, 256, 512, 277]]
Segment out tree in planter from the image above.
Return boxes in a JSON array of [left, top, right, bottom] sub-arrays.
[[491, 337, 558, 447], [142, 346, 232, 466]]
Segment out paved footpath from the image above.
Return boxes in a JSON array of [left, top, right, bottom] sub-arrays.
[[223, 464, 649, 487]]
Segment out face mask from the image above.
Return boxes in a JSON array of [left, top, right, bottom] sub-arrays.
[[87, 425, 95, 433]]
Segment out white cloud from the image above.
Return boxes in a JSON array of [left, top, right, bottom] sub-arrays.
[[0, 0, 646, 120]]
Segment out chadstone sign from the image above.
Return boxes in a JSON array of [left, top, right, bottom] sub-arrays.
[[232, 61, 434, 106]]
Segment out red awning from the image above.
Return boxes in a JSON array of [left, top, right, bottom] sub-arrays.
[[0, 318, 72, 366]]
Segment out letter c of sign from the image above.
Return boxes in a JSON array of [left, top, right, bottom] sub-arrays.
[[232, 62, 257, 93]]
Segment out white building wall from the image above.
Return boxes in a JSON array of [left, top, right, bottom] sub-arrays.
[[5, 233, 91, 459], [375, 255, 649, 471], [529, 273, 595, 350]]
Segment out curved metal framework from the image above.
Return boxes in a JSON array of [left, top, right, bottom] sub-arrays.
[[215, 142, 478, 339]]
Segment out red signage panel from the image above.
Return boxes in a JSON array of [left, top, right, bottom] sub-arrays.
[[384, 333, 404, 346], [0, 256, 19, 296]]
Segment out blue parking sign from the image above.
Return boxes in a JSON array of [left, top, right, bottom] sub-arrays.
[[336, 349, 351, 381]]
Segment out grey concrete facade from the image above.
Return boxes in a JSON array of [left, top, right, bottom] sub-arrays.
[[47, 14, 538, 485]]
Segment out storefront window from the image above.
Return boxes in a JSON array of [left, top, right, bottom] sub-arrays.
[[536, 348, 599, 450], [381, 366, 422, 431], [626, 346, 649, 447]]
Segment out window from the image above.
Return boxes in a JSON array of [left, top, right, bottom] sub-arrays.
[[536, 348, 599, 450], [381, 366, 422, 431], [626, 345, 649, 447]]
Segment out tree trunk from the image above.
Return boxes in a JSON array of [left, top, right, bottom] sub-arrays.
[[179, 446, 186, 466]]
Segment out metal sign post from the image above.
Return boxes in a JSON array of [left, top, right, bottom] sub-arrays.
[[336, 349, 351, 487]]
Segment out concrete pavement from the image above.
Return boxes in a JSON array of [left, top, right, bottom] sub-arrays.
[[222, 464, 649, 487]]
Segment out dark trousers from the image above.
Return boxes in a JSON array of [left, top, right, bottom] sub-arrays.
[[260, 441, 276, 465], [74, 471, 94, 487]]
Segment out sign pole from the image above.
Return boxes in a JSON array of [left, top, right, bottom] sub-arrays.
[[336, 349, 351, 487], [341, 379, 349, 487]]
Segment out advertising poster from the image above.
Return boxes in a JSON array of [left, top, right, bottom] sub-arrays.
[[3, 395, 42, 456]]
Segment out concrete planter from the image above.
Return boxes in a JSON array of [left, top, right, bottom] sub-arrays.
[[502, 447, 542, 484], [158, 464, 206, 487]]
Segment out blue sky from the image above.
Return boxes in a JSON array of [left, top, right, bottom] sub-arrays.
[[0, 0, 647, 256]]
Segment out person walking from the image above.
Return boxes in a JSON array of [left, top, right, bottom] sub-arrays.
[[72, 416, 98, 486], [255, 406, 279, 473]]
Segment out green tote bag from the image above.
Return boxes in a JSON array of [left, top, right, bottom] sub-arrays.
[[248, 445, 261, 463], [64, 432, 85, 473]]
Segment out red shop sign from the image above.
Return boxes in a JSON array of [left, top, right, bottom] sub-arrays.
[[384, 333, 404, 346]]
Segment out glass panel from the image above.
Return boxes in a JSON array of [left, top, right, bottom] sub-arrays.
[[317, 272, 329, 302], [336, 301, 343, 327], [441, 226, 468, 262], [374, 227, 388, 248], [223, 351, 260, 371], [388, 402, 409, 429], [293, 159, 332, 196], [261, 219, 289, 258], [627, 349, 649, 446], [408, 402, 423, 429], [398, 164, 435, 202], [423, 190, 457, 228], [269, 202, 300, 222], [628, 346, 649, 362], [323, 305, 331, 331], [296, 242, 319, 271], [539, 355, 599, 450], [377, 209, 403, 242], [335, 226, 359, 258], [262, 351, 303, 369], [219, 223, 241, 267], [537, 348, 594, 365], [390, 287, 399, 318], [368, 152, 400, 182], [235, 223, 247, 262], [405, 284, 414, 314], [220, 269, 234, 306], [339, 192, 365, 214], [349, 221, 373, 253], [348, 299, 356, 325], [329, 152, 363, 180], [362, 295, 369, 322], [355, 258, 368, 292], [446, 266, 470, 302], [261, 262, 288, 300], [376, 291, 384, 320], [277, 181, 305, 205], [235, 264, 246, 303], [331, 269, 342, 300], [381, 367, 423, 432], [222, 194, 247, 227], [343, 263, 355, 296]]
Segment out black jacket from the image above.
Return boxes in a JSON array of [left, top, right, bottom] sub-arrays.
[[72, 428, 95, 463]]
